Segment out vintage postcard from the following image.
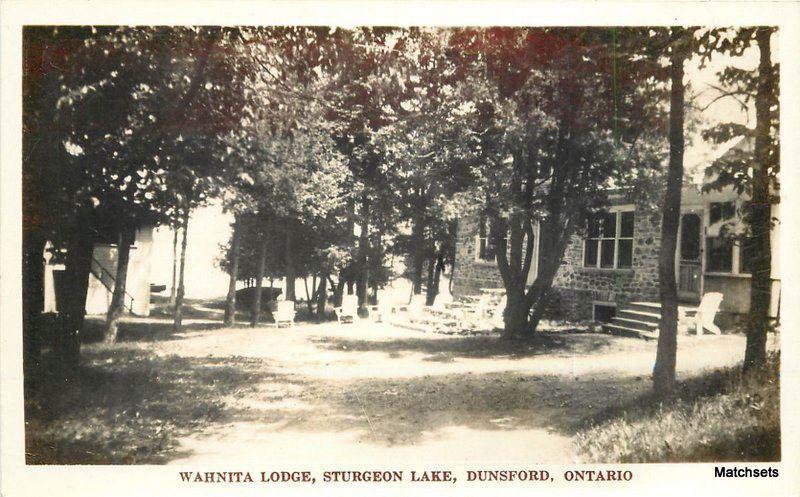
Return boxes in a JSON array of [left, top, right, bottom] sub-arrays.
[[1, 1, 799, 496]]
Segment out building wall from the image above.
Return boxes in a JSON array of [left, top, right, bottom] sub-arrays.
[[451, 216, 505, 296], [451, 192, 781, 321], [85, 225, 154, 316], [550, 209, 662, 320]]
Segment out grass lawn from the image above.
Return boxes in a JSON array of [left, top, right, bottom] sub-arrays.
[[575, 352, 780, 462], [24, 310, 779, 465]]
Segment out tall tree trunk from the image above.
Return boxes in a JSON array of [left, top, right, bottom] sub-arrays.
[[104, 226, 135, 343], [334, 273, 346, 306], [251, 240, 268, 327], [23, 230, 46, 382], [744, 28, 774, 372], [172, 206, 190, 333], [317, 273, 329, 317], [56, 209, 95, 379], [503, 288, 529, 337], [425, 257, 436, 305], [284, 223, 296, 301], [653, 39, 687, 397], [433, 252, 444, 294], [356, 208, 370, 308], [224, 216, 241, 326], [410, 217, 426, 294], [303, 276, 316, 314], [526, 220, 573, 333], [169, 224, 178, 305]]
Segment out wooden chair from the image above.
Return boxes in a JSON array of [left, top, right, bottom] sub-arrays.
[[334, 294, 359, 324], [368, 291, 397, 323], [273, 300, 296, 328], [682, 292, 724, 335], [487, 295, 507, 329], [405, 294, 428, 320], [425, 293, 462, 323], [461, 293, 493, 328]]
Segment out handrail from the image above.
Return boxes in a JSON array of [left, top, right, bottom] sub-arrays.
[[90, 255, 136, 314]]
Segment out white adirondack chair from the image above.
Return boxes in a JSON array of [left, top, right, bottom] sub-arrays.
[[406, 294, 427, 320], [273, 300, 296, 328], [334, 294, 359, 324], [368, 291, 396, 323], [683, 292, 724, 335], [461, 293, 493, 325], [488, 295, 507, 329], [425, 293, 462, 325]]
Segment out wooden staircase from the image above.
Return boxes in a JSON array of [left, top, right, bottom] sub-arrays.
[[602, 302, 661, 339]]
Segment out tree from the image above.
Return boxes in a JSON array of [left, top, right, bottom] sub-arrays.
[[22, 27, 254, 372], [450, 28, 666, 337], [653, 29, 692, 396], [375, 29, 477, 303], [700, 27, 779, 372]]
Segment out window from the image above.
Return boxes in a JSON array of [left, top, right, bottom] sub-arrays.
[[740, 237, 759, 274], [584, 210, 634, 269], [706, 236, 734, 272], [476, 216, 507, 263], [709, 201, 736, 225], [705, 201, 736, 273]]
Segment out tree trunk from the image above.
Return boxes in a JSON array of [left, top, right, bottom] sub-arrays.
[[317, 273, 329, 317], [410, 217, 426, 294], [425, 257, 436, 305], [224, 216, 241, 326], [744, 28, 775, 373], [503, 288, 529, 337], [56, 209, 95, 379], [104, 226, 135, 343], [334, 275, 346, 307], [169, 224, 178, 305], [22, 231, 46, 374], [23, 231, 46, 381], [653, 39, 687, 397], [172, 206, 190, 333], [303, 276, 316, 314], [251, 240, 268, 327], [432, 252, 444, 295], [356, 216, 369, 307], [284, 223, 296, 301]]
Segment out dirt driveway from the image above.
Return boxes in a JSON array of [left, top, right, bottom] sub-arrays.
[[109, 319, 748, 465]]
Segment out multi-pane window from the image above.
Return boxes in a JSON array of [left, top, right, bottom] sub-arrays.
[[583, 210, 634, 269], [740, 237, 759, 274], [705, 201, 736, 273]]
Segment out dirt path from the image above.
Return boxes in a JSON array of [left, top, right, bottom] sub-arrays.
[[145, 321, 748, 465]]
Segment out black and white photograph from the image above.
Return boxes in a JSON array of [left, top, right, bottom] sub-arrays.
[[2, 2, 799, 496]]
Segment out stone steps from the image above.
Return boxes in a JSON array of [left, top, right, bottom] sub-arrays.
[[601, 301, 699, 339], [602, 301, 661, 339]]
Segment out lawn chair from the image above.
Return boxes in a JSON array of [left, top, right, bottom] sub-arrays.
[[334, 294, 359, 324], [461, 293, 493, 329], [425, 293, 462, 322], [404, 294, 427, 320], [682, 292, 724, 335], [487, 295, 507, 329], [273, 300, 296, 328], [368, 291, 396, 323]]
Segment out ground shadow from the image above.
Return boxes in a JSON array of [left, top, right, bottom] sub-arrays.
[[310, 331, 636, 360], [80, 317, 230, 343], [25, 346, 296, 464], [220, 369, 651, 447]]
